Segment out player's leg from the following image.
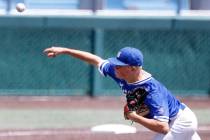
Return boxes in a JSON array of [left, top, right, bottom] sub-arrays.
[[153, 106, 201, 140], [154, 131, 200, 140], [191, 132, 201, 140], [167, 106, 201, 140]]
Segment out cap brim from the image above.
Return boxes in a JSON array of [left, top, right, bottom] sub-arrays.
[[108, 57, 128, 66]]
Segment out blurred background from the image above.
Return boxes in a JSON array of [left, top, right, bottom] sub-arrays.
[[0, 1, 209, 139], [1, 0, 210, 14], [0, 0, 209, 97]]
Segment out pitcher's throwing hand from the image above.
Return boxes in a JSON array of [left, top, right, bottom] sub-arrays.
[[44, 47, 68, 57]]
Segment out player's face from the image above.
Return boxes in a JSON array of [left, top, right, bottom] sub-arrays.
[[114, 66, 133, 80]]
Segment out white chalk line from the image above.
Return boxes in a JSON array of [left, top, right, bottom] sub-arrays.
[[0, 126, 209, 137], [0, 129, 91, 137]]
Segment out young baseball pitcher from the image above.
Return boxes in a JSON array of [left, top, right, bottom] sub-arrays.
[[44, 46, 201, 140]]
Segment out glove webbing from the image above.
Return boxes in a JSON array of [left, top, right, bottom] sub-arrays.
[[126, 88, 148, 111]]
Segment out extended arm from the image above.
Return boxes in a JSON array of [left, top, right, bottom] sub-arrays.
[[43, 47, 104, 67], [127, 112, 169, 134]]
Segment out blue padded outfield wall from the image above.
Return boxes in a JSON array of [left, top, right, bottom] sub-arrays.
[[0, 15, 209, 96]]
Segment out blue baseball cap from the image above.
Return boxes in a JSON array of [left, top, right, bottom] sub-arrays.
[[108, 47, 143, 66]]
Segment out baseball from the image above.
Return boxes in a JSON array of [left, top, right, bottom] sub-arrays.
[[16, 3, 26, 12]]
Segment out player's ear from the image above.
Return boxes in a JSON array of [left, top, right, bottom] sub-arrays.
[[130, 66, 142, 71], [130, 66, 137, 71]]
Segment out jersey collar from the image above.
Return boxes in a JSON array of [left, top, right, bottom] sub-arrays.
[[127, 70, 152, 85]]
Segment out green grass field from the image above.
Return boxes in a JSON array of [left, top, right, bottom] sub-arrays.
[[0, 108, 209, 129]]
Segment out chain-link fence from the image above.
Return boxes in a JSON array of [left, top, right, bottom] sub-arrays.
[[102, 30, 210, 96], [0, 17, 209, 96], [0, 27, 92, 95]]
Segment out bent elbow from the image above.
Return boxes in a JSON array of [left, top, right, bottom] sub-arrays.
[[160, 125, 170, 134], [155, 121, 170, 134], [162, 127, 170, 134]]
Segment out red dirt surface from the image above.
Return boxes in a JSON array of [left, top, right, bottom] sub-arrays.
[[0, 96, 209, 109], [0, 96, 209, 140]]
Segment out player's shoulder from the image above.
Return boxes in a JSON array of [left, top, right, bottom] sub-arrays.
[[98, 60, 112, 72], [98, 60, 115, 77], [98, 60, 109, 68]]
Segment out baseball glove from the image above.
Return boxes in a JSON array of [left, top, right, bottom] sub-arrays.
[[124, 88, 149, 119]]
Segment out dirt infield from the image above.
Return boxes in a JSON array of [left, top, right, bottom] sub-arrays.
[[0, 96, 209, 109], [0, 127, 209, 140], [0, 96, 209, 140], [0, 128, 155, 140]]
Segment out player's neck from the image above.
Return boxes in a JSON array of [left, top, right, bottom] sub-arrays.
[[139, 69, 152, 80], [127, 69, 150, 84], [136, 69, 144, 82], [126, 68, 142, 83]]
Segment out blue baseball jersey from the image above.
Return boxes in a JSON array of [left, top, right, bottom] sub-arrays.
[[98, 60, 185, 123]]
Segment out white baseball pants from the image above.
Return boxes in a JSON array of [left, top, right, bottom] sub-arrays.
[[154, 105, 201, 140]]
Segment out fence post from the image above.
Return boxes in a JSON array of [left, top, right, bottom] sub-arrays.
[[90, 28, 104, 96]]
